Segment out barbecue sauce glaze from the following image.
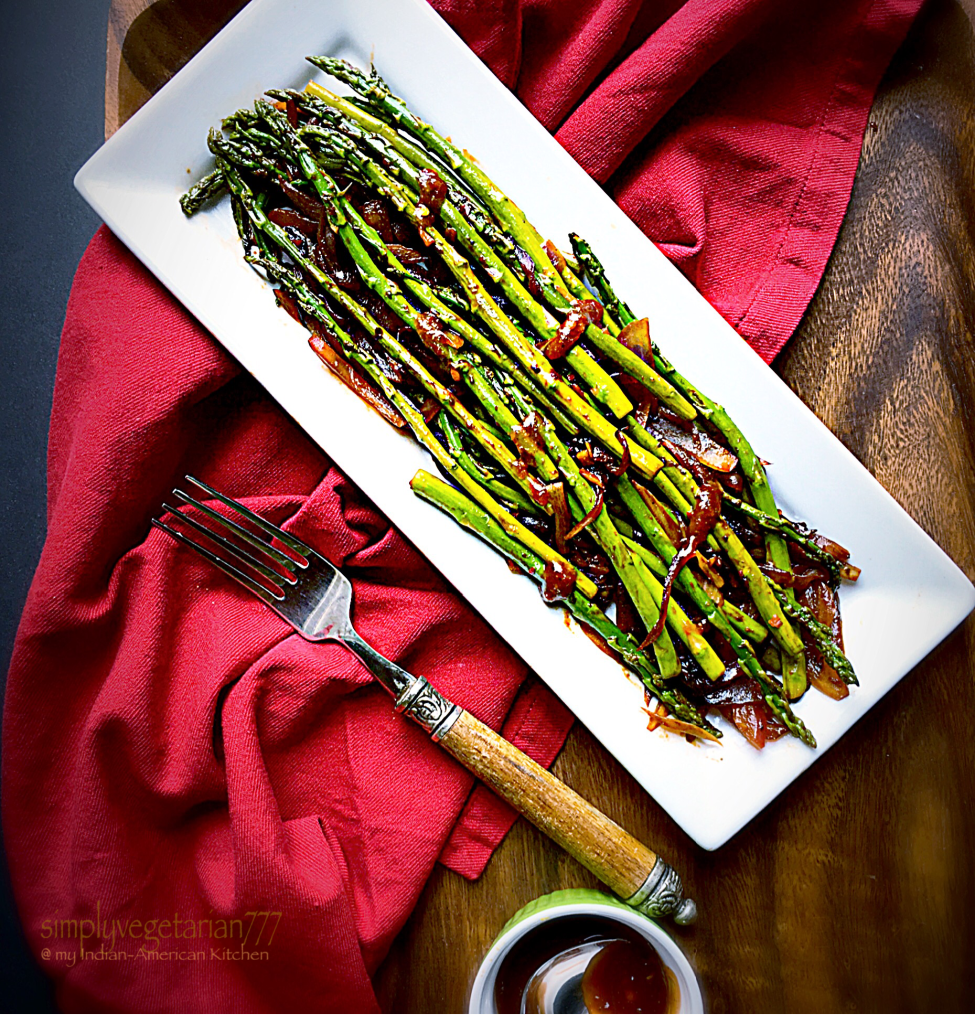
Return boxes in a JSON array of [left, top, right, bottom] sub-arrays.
[[493, 914, 679, 1013]]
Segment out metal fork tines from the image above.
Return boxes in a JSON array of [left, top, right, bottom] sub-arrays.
[[152, 475, 462, 739]]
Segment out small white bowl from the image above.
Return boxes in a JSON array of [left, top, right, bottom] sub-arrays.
[[468, 888, 704, 1014]]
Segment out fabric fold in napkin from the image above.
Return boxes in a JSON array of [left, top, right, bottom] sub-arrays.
[[3, 228, 569, 1012], [3, 0, 921, 1012], [438, 0, 922, 361]]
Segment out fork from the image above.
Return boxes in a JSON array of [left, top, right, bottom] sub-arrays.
[[153, 475, 696, 924]]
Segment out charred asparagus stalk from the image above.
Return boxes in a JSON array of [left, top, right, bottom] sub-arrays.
[[410, 469, 719, 736]]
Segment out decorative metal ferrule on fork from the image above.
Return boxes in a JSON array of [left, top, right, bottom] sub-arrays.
[[336, 630, 462, 743], [391, 675, 463, 742], [625, 858, 697, 926]]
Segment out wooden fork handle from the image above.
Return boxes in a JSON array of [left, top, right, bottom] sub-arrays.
[[387, 672, 694, 921], [438, 710, 697, 924]]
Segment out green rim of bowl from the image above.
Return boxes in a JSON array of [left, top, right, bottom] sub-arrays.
[[494, 888, 628, 944]]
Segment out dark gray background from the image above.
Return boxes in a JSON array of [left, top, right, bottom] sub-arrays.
[[1, 0, 106, 1009]]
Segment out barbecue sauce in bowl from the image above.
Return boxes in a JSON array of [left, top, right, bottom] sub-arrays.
[[493, 914, 679, 1014]]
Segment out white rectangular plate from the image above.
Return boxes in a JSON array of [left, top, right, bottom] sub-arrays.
[[76, 0, 975, 850]]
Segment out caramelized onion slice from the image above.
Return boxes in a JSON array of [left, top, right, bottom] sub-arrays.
[[510, 411, 547, 477], [268, 207, 318, 236], [279, 179, 324, 219], [716, 701, 789, 749], [799, 579, 849, 700], [647, 415, 738, 473], [387, 243, 425, 266], [544, 306, 589, 360], [565, 484, 604, 541], [759, 563, 830, 591], [618, 317, 654, 367], [514, 246, 542, 298], [360, 198, 394, 243], [644, 709, 720, 744], [543, 240, 568, 274], [541, 559, 577, 603], [805, 644, 848, 700], [548, 482, 572, 553], [644, 480, 722, 646], [633, 480, 684, 546], [417, 168, 448, 213], [414, 312, 464, 355], [308, 334, 406, 429], [274, 288, 304, 325]]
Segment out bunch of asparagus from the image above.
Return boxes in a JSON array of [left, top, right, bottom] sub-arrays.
[[181, 58, 861, 750]]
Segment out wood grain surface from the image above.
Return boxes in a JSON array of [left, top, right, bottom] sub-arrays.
[[105, 0, 975, 1012]]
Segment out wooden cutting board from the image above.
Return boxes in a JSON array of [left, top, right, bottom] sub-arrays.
[[105, 0, 975, 1012]]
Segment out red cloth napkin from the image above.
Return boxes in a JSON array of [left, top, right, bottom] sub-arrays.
[[3, 0, 920, 1012], [439, 0, 922, 361]]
